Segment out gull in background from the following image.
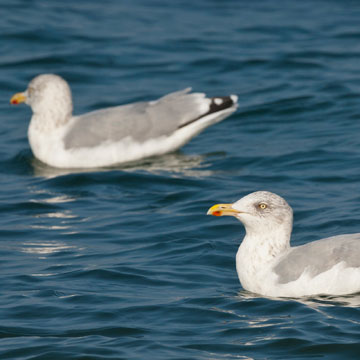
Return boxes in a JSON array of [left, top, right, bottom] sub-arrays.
[[10, 74, 237, 169]]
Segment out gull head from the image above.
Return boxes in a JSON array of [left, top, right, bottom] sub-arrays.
[[10, 74, 73, 125], [207, 191, 293, 235]]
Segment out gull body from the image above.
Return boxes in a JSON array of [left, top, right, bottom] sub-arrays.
[[10, 74, 238, 168], [208, 191, 360, 297]]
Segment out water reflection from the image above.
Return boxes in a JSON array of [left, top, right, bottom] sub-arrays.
[[29, 189, 79, 233], [207, 354, 254, 360], [37, 212, 76, 219], [20, 240, 78, 255], [31, 152, 218, 178], [297, 293, 360, 309], [29, 188, 76, 204], [237, 289, 360, 308]]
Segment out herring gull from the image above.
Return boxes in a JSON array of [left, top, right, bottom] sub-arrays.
[[10, 74, 238, 168], [207, 191, 360, 297]]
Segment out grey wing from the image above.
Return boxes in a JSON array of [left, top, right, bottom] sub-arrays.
[[274, 233, 360, 284], [64, 88, 212, 149]]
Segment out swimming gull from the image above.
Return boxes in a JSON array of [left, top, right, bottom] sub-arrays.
[[10, 74, 238, 168], [207, 191, 360, 297]]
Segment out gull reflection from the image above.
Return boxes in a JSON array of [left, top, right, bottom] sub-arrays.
[[237, 289, 360, 308], [31, 152, 217, 178], [297, 293, 360, 309]]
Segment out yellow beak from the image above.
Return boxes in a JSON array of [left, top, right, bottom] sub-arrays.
[[10, 92, 26, 105], [207, 203, 240, 217]]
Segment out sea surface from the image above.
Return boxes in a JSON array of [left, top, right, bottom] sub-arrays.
[[1, 0, 360, 359]]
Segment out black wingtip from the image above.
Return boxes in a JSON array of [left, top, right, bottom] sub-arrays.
[[177, 94, 238, 130], [208, 95, 238, 115]]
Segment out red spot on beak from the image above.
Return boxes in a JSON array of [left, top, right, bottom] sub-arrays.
[[11, 99, 18, 105], [212, 211, 222, 216]]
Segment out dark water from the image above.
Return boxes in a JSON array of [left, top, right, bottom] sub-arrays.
[[1, 0, 360, 359]]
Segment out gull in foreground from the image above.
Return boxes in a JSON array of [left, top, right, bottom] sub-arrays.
[[10, 74, 238, 168], [207, 191, 360, 297]]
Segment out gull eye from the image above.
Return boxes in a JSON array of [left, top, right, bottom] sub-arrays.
[[258, 203, 267, 210]]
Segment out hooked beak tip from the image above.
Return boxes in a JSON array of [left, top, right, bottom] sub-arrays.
[[10, 92, 26, 105], [207, 203, 238, 217]]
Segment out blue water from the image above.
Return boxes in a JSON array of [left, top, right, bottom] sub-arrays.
[[2, 0, 360, 359]]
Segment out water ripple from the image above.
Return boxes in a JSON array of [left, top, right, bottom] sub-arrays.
[[2, 0, 360, 359]]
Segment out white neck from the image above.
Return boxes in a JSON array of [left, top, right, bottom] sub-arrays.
[[236, 224, 291, 293], [30, 109, 71, 133]]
